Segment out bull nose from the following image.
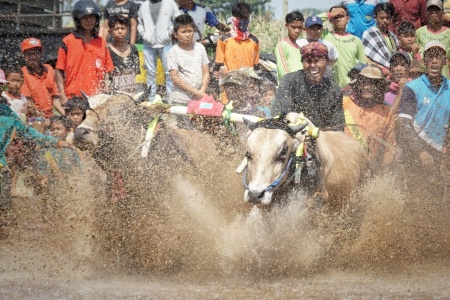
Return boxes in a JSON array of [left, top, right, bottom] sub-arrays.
[[74, 127, 91, 139], [248, 190, 265, 200]]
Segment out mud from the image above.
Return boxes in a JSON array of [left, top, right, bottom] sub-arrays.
[[1, 128, 450, 297]]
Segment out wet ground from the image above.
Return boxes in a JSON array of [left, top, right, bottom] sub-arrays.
[[1, 169, 449, 299]]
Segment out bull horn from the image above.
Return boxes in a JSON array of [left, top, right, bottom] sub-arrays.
[[243, 117, 256, 128], [290, 123, 308, 134], [80, 90, 90, 101], [133, 91, 145, 103]]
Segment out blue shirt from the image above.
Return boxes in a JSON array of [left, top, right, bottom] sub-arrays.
[[0, 103, 58, 167], [343, 0, 385, 39], [399, 74, 450, 151]]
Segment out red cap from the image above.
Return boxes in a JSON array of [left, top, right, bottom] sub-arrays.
[[301, 42, 329, 60], [21, 38, 43, 52]]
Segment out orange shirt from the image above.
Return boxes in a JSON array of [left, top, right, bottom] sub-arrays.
[[56, 33, 114, 97], [343, 96, 396, 166], [21, 64, 57, 117], [215, 34, 260, 71]]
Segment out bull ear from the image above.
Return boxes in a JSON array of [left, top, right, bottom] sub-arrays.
[[80, 90, 90, 101], [243, 117, 256, 128], [290, 123, 308, 134]]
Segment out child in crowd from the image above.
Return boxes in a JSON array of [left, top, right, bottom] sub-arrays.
[[167, 14, 210, 105], [215, 2, 260, 76], [1, 67, 27, 118], [323, 5, 367, 88], [344, 65, 396, 171], [409, 59, 426, 79], [385, 52, 411, 114], [20, 38, 64, 117], [107, 14, 140, 95], [257, 80, 276, 118], [177, 0, 230, 42], [274, 10, 304, 81], [65, 97, 88, 130], [416, 0, 450, 78], [100, 0, 138, 44], [396, 21, 421, 61], [55, 0, 114, 104], [37, 116, 82, 197], [297, 15, 339, 78], [362, 3, 398, 75]]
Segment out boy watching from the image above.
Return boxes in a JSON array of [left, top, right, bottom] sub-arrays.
[[397, 21, 421, 61], [297, 15, 339, 78], [65, 97, 89, 129], [214, 2, 260, 77], [100, 0, 138, 44], [2, 67, 27, 118], [20, 38, 64, 117], [107, 14, 140, 95], [274, 10, 304, 81], [384, 52, 411, 114], [362, 3, 399, 74], [176, 0, 230, 42], [323, 5, 367, 88], [55, 0, 114, 104], [415, 0, 450, 78]]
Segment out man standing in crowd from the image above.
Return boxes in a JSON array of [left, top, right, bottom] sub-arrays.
[[397, 41, 450, 182], [137, 0, 180, 102], [390, 0, 427, 33], [271, 42, 344, 130], [342, 0, 386, 39], [100, 0, 139, 44]]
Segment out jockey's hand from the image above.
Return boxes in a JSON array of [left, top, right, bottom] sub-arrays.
[[57, 140, 75, 150], [419, 150, 434, 168]]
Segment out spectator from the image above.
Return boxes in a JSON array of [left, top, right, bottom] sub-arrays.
[[323, 6, 367, 88], [65, 97, 89, 130], [20, 38, 64, 117], [137, 0, 180, 102], [416, 0, 450, 78], [99, 0, 138, 44], [396, 41, 450, 192], [176, 0, 229, 41], [297, 15, 339, 78], [396, 21, 421, 61], [37, 116, 82, 195], [444, 0, 450, 26], [1, 68, 27, 118], [384, 52, 411, 114], [221, 67, 260, 115], [214, 2, 260, 76], [55, 0, 114, 104], [409, 59, 426, 78], [362, 3, 398, 74], [344, 65, 395, 169], [342, 0, 385, 39], [0, 96, 72, 205], [271, 42, 345, 130], [168, 14, 210, 105], [390, 0, 427, 33], [107, 14, 140, 95], [274, 10, 304, 81], [257, 79, 276, 118]]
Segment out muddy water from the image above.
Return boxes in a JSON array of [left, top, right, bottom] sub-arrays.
[[1, 165, 450, 298]]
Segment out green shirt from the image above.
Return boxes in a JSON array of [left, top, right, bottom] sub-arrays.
[[416, 25, 450, 78], [323, 32, 367, 88], [274, 38, 303, 82]]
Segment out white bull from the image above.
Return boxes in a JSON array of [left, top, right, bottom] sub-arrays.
[[242, 114, 369, 207]]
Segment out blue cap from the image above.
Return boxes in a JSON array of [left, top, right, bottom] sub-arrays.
[[305, 15, 323, 28]]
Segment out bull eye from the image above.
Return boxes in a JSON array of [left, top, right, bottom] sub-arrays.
[[277, 145, 288, 162]]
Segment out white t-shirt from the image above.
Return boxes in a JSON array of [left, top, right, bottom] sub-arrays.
[[296, 38, 339, 61], [167, 42, 209, 104], [2, 91, 27, 117]]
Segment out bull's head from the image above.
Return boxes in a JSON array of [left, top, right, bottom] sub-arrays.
[[242, 116, 308, 205]]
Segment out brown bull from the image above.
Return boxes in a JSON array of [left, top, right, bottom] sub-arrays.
[[242, 115, 370, 207]]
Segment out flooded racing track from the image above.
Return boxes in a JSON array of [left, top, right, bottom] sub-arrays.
[[1, 126, 450, 298]]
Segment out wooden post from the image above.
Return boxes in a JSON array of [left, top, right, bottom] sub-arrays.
[[281, 0, 288, 38]]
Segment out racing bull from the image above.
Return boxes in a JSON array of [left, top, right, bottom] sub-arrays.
[[241, 113, 369, 208]]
